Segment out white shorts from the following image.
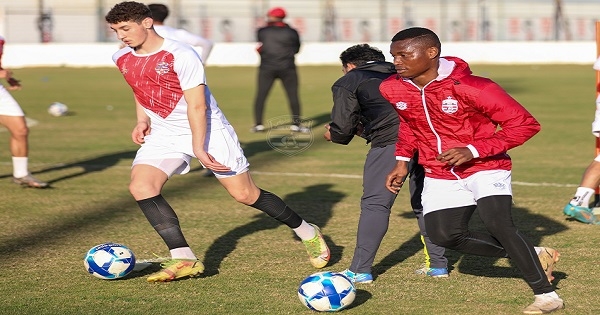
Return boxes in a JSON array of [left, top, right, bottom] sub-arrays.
[[421, 169, 512, 215], [594, 154, 600, 163], [133, 123, 250, 179], [0, 86, 24, 116]]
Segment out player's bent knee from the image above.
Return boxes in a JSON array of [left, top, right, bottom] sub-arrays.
[[129, 181, 161, 200], [228, 186, 260, 205]]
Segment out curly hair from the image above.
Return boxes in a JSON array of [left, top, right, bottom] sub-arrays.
[[105, 1, 152, 24], [339, 44, 385, 68]]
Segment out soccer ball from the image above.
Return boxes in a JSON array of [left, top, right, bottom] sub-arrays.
[[83, 242, 136, 280], [298, 271, 356, 312], [47, 102, 68, 116]]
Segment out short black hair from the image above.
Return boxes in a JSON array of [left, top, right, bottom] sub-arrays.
[[105, 1, 152, 24], [391, 27, 441, 54], [339, 44, 385, 68], [148, 3, 169, 23]]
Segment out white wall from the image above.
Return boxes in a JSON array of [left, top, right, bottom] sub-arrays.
[[1, 41, 597, 68]]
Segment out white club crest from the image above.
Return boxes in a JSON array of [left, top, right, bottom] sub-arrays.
[[155, 61, 170, 75], [441, 96, 458, 114], [395, 101, 407, 110]]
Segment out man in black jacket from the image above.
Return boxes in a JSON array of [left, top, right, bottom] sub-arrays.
[[251, 7, 307, 133], [324, 44, 447, 283]]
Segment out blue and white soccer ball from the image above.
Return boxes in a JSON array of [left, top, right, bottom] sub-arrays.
[[298, 271, 356, 312], [47, 102, 68, 116], [83, 242, 136, 280]]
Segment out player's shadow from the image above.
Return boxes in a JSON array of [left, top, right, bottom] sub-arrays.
[[344, 289, 372, 310], [371, 228, 428, 278], [0, 150, 136, 186], [373, 205, 568, 284], [283, 183, 346, 266], [440, 206, 568, 284], [201, 183, 345, 277]]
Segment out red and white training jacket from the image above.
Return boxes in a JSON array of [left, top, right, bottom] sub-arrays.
[[379, 56, 540, 180]]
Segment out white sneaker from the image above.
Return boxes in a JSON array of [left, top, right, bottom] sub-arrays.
[[250, 124, 265, 132], [522, 295, 564, 314], [290, 125, 310, 133]]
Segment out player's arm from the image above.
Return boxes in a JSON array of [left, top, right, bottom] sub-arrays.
[[386, 160, 409, 194], [292, 29, 301, 54], [469, 83, 541, 157], [185, 85, 231, 172], [132, 97, 150, 145], [593, 59, 600, 137], [0, 68, 21, 90], [328, 84, 361, 144], [176, 30, 214, 64], [384, 116, 417, 192], [193, 36, 214, 65], [593, 94, 600, 137]]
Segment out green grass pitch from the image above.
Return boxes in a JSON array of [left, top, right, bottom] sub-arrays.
[[0, 64, 598, 314]]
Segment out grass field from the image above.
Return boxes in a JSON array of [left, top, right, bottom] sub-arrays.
[[1, 64, 599, 315]]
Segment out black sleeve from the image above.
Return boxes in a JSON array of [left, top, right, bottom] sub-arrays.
[[329, 83, 361, 145]]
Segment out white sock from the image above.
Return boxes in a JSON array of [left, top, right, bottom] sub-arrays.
[[533, 247, 543, 255], [293, 221, 316, 241], [169, 247, 197, 260], [12, 156, 29, 178], [569, 187, 595, 207], [535, 291, 559, 299]]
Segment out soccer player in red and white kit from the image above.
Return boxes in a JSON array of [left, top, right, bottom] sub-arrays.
[[0, 35, 48, 188], [105, 1, 329, 282], [379, 27, 563, 314]]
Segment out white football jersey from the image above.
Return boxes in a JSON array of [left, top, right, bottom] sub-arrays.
[[112, 38, 229, 137]]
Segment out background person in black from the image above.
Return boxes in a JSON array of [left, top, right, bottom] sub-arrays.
[[323, 44, 447, 283], [251, 7, 307, 133]]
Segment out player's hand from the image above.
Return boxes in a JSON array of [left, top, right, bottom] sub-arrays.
[[131, 122, 150, 145], [195, 150, 232, 173], [355, 123, 364, 137], [386, 161, 409, 194], [436, 147, 473, 166], [323, 124, 332, 141], [6, 77, 21, 90]]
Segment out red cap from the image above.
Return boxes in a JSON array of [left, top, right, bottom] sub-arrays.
[[267, 7, 286, 18]]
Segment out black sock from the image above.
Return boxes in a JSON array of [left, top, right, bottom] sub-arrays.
[[249, 189, 303, 228], [137, 195, 189, 250]]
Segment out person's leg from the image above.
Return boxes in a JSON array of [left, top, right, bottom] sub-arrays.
[[279, 68, 301, 126], [347, 145, 397, 278], [130, 162, 204, 282], [218, 171, 330, 268], [476, 195, 555, 294], [477, 195, 563, 314], [0, 114, 28, 158], [563, 156, 600, 223], [426, 205, 508, 257], [0, 114, 47, 187], [252, 68, 276, 128], [579, 158, 600, 189], [408, 154, 447, 273]]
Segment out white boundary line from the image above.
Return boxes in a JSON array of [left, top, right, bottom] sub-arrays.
[[251, 171, 578, 187], [0, 164, 577, 188]]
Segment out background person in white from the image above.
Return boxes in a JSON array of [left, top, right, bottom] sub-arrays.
[[0, 35, 48, 188], [562, 56, 600, 224], [148, 3, 213, 64]]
